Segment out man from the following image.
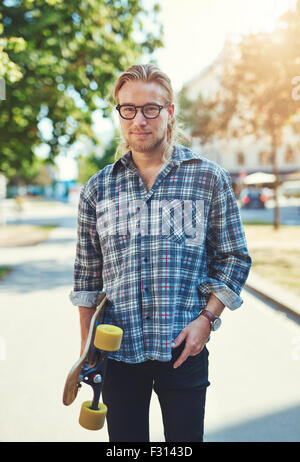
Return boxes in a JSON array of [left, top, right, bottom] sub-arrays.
[[70, 64, 252, 442]]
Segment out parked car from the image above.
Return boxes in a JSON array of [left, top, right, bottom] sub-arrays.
[[240, 187, 268, 209], [280, 181, 300, 198]]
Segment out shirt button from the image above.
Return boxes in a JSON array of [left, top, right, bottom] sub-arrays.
[[145, 315, 151, 320], [143, 257, 148, 262]]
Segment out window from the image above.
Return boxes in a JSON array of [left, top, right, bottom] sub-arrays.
[[259, 151, 272, 165], [285, 146, 295, 164]]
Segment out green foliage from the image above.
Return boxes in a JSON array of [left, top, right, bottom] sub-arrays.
[[177, 86, 216, 144], [0, 0, 163, 179], [77, 133, 119, 184], [7, 155, 54, 186], [176, 86, 192, 128], [0, 266, 12, 280]]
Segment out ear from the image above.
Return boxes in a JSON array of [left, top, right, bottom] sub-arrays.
[[167, 103, 175, 119]]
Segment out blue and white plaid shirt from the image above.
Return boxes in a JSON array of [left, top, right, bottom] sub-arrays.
[[70, 145, 252, 363]]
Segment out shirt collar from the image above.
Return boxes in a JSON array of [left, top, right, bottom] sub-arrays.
[[111, 150, 133, 175], [111, 144, 202, 175]]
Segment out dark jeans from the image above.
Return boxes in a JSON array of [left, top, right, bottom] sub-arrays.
[[102, 343, 210, 442]]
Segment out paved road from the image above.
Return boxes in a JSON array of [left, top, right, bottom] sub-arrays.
[[0, 203, 299, 442], [240, 197, 300, 225]]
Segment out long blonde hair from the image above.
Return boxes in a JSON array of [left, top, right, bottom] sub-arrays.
[[114, 64, 182, 163]]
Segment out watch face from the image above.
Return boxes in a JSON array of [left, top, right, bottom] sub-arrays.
[[212, 318, 222, 331]]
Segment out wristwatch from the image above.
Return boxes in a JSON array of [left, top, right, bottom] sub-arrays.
[[199, 309, 222, 331]]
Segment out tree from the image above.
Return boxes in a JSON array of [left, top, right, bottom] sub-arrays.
[[179, 2, 300, 229], [220, 12, 300, 229], [0, 11, 25, 83], [177, 85, 217, 145], [7, 155, 54, 186], [0, 0, 163, 179], [77, 131, 119, 184]]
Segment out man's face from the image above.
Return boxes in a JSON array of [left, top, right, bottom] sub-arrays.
[[117, 80, 174, 155]]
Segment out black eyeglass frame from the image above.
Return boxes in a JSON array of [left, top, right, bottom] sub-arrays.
[[116, 103, 170, 120]]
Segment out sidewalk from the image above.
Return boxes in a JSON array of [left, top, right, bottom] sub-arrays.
[[245, 271, 300, 320]]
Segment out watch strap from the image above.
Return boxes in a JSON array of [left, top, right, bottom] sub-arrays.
[[200, 309, 218, 323]]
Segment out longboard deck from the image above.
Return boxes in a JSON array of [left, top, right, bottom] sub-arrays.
[[63, 293, 107, 406]]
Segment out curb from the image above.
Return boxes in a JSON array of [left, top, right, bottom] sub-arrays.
[[245, 271, 300, 320]]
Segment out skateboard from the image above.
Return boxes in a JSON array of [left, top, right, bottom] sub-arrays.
[[63, 293, 123, 430]]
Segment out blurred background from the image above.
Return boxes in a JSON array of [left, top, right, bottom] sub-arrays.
[[0, 0, 300, 443]]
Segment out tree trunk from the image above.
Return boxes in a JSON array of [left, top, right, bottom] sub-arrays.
[[271, 131, 280, 230]]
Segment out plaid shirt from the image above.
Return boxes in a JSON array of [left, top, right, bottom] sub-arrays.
[[70, 145, 251, 363]]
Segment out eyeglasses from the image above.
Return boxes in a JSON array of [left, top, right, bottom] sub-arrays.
[[116, 103, 169, 120]]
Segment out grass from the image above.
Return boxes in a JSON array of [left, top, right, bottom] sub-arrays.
[[243, 224, 300, 297], [0, 266, 12, 280], [37, 224, 58, 231], [243, 221, 273, 226]]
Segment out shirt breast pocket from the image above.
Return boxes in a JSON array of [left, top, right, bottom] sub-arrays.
[[161, 232, 186, 245], [161, 231, 204, 247]]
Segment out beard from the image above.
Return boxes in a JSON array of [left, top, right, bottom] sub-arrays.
[[126, 130, 167, 154]]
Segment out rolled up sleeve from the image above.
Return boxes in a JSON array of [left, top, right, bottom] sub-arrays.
[[69, 181, 104, 308], [201, 169, 252, 310]]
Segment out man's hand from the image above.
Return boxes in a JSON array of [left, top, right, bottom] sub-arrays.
[[171, 316, 211, 369], [172, 294, 225, 369]]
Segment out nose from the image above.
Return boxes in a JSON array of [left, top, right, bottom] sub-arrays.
[[134, 108, 147, 124]]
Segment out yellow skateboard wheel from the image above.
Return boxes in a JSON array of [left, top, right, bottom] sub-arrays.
[[79, 401, 107, 430], [94, 324, 123, 351]]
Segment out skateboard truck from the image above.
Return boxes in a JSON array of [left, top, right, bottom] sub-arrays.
[[78, 353, 109, 411]]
